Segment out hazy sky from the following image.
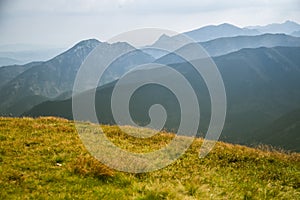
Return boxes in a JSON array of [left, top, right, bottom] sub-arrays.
[[0, 0, 299, 47]]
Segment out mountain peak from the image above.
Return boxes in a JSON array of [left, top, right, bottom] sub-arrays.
[[159, 34, 171, 40], [284, 20, 299, 25], [218, 23, 238, 28], [58, 39, 101, 58], [73, 39, 101, 48], [110, 41, 135, 49]]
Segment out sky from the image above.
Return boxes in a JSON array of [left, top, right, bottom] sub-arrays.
[[0, 0, 299, 48]]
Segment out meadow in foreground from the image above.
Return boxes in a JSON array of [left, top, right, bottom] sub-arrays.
[[0, 117, 299, 199]]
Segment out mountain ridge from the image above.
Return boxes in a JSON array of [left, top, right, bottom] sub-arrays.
[[0, 39, 155, 116], [151, 23, 261, 49], [246, 20, 300, 34], [154, 33, 300, 63]]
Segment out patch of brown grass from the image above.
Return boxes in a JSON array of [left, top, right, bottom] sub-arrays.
[[70, 154, 114, 179]]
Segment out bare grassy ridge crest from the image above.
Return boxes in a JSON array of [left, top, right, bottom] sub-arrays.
[[0, 117, 299, 199]]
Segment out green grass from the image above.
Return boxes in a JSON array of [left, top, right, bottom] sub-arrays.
[[0, 117, 299, 199]]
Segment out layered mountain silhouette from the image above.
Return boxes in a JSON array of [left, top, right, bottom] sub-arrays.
[[24, 46, 300, 151], [246, 20, 300, 34], [3, 33, 300, 116], [1, 21, 300, 151], [150, 21, 300, 58], [0, 39, 154, 115], [201, 33, 300, 56], [154, 33, 300, 64], [152, 23, 260, 47]]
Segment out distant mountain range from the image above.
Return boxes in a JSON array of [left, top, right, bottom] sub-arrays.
[[1, 21, 299, 67], [181, 23, 260, 42], [201, 33, 300, 56], [151, 23, 260, 49], [2, 33, 300, 116], [23, 46, 300, 151], [148, 21, 300, 58], [0, 47, 66, 67], [152, 21, 300, 48], [154, 33, 300, 63], [1, 21, 300, 151], [0, 57, 23, 66], [246, 20, 300, 34]]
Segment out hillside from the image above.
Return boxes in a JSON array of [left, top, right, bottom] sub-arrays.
[[0, 117, 299, 199], [248, 108, 300, 152], [0, 61, 42, 89]]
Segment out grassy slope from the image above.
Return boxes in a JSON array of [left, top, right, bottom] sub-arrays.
[[0, 117, 299, 199]]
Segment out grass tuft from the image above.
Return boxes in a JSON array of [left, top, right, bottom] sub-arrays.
[[70, 154, 114, 179]]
